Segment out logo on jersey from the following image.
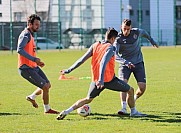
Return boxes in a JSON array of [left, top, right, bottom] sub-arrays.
[[123, 39, 127, 43], [33, 46, 36, 52], [133, 34, 137, 39]]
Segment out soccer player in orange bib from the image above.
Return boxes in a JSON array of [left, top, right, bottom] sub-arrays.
[[17, 14, 59, 114], [57, 28, 147, 120]]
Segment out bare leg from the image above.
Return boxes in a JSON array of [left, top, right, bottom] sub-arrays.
[[121, 92, 127, 106], [71, 97, 93, 110], [41, 83, 59, 114], [127, 87, 140, 115], [41, 83, 51, 105], [120, 79, 128, 110], [127, 86, 147, 116], [57, 97, 93, 120], [127, 87, 135, 108], [27, 83, 50, 110], [135, 82, 146, 100], [32, 87, 42, 96], [121, 79, 128, 99]]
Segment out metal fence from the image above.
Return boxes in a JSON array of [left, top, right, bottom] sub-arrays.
[[0, 0, 180, 52]]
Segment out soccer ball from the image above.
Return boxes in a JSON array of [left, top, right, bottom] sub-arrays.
[[77, 104, 91, 117]]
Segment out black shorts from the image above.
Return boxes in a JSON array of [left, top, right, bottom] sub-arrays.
[[18, 67, 49, 89], [87, 77, 130, 98], [118, 61, 146, 83]]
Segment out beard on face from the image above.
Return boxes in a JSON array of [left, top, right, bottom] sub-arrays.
[[32, 27, 39, 32]]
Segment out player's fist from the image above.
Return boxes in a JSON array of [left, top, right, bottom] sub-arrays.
[[35, 58, 45, 67], [153, 43, 159, 48], [60, 69, 70, 75]]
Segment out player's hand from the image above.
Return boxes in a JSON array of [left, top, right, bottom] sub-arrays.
[[127, 62, 135, 69], [35, 58, 45, 67], [96, 81, 104, 89], [153, 43, 159, 48], [38, 62, 45, 67], [60, 69, 70, 75], [60, 70, 66, 75]]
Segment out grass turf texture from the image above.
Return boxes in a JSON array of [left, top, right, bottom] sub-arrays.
[[0, 46, 181, 133]]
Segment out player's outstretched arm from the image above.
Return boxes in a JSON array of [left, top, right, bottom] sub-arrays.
[[139, 29, 159, 48], [60, 45, 93, 75]]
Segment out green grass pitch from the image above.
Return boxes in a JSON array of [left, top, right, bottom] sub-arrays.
[[0, 46, 181, 133]]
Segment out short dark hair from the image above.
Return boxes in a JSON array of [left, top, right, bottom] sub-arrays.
[[106, 28, 118, 40], [27, 14, 41, 25], [122, 19, 131, 26]]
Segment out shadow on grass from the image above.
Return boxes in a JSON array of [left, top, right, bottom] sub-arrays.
[[138, 111, 181, 123], [60, 112, 129, 121], [90, 112, 181, 123], [67, 112, 131, 121], [0, 112, 22, 116], [57, 111, 181, 123], [91, 112, 122, 117], [163, 112, 181, 116], [90, 112, 125, 120]]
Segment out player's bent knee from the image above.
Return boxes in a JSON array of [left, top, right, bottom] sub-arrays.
[[123, 79, 128, 83], [127, 87, 134, 95], [85, 97, 93, 103], [48, 83, 51, 89], [42, 83, 50, 92], [138, 83, 146, 91]]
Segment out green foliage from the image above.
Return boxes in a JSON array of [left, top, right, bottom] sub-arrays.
[[0, 47, 181, 133]]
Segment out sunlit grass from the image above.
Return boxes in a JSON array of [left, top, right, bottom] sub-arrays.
[[0, 46, 181, 133]]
